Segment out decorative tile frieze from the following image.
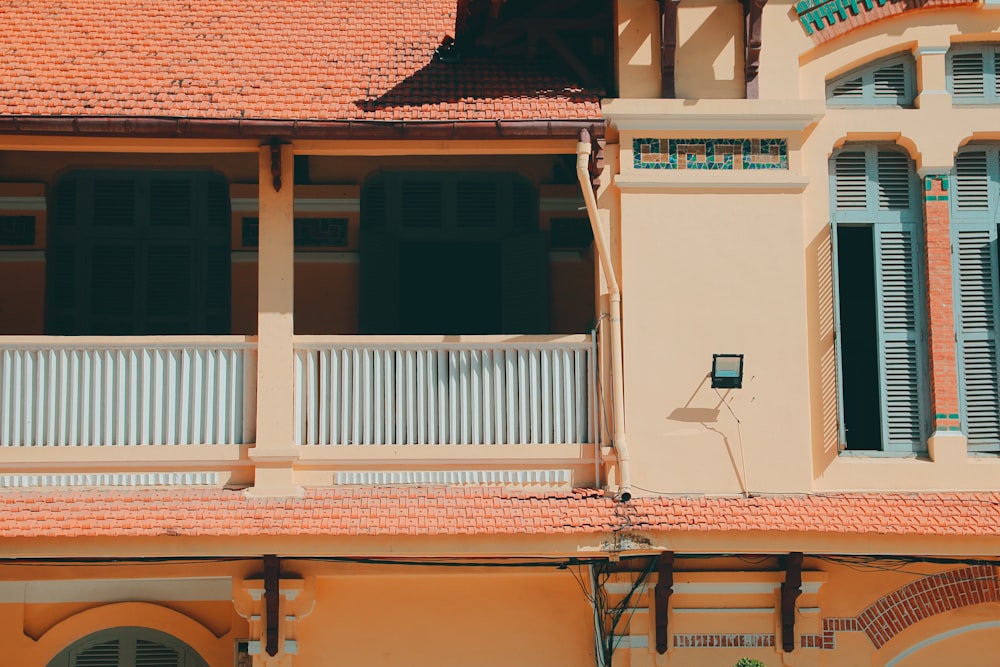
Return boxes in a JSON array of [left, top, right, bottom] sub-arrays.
[[0, 215, 35, 245], [673, 633, 775, 648], [634, 138, 788, 171], [794, 0, 975, 42]]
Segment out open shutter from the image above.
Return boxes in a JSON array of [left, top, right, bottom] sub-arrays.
[[829, 220, 848, 446], [501, 232, 548, 334], [875, 226, 923, 448], [954, 149, 1000, 450]]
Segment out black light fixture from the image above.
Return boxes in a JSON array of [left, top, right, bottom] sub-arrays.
[[711, 354, 744, 389]]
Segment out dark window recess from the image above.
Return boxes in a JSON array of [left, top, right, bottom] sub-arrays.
[[0, 215, 36, 245], [550, 217, 593, 249], [46, 170, 231, 336], [836, 226, 883, 450], [241, 217, 349, 248]]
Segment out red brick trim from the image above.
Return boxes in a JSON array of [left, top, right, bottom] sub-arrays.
[[923, 173, 961, 432], [856, 566, 999, 649]]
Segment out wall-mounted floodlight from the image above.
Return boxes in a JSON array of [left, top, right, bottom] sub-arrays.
[[711, 354, 744, 389]]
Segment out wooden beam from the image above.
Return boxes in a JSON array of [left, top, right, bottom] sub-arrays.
[[659, 0, 681, 98], [742, 0, 767, 99], [264, 555, 280, 657], [654, 552, 675, 654], [780, 552, 803, 652]]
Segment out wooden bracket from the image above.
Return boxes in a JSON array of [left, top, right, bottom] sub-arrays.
[[269, 139, 283, 192], [654, 552, 675, 654], [742, 0, 767, 99], [780, 552, 803, 652], [658, 0, 681, 98], [264, 554, 280, 657], [589, 135, 605, 190]]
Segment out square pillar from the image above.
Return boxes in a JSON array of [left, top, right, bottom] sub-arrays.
[[249, 142, 302, 497]]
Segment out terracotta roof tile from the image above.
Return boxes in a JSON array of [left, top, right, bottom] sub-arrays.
[[0, 0, 601, 122], [1, 488, 1000, 539]]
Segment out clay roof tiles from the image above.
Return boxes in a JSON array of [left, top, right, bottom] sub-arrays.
[[0, 0, 601, 123], [3, 487, 1000, 538]]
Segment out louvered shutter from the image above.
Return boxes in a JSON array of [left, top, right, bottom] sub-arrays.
[[827, 54, 915, 106], [46, 178, 80, 334], [359, 228, 400, 334], [501, 232, 549, 334], [72, 639, 120, 667], [953, 149, 1000, 450], [135, 639, 181, 667], [948, 45, 1000, 103], [831, 146, 926, 450]]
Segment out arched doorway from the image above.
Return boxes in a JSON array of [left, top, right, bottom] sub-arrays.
[[46, 626, 210, 667]]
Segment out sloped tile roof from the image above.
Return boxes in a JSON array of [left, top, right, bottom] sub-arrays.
[[0, 0, 601, 123], [2, 487, 1000, 538]]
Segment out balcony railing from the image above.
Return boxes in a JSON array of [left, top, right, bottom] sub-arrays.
[[293, 335, 595, 447], [0, 337, 256, 447]]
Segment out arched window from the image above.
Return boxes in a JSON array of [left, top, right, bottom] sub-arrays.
[[46, 627, 210, 667], [830, 145, 928, 451], [826, 53, 916, 107]]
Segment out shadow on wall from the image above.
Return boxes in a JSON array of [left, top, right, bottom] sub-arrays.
[[668, 375, 747, 494], [676, 2, 743, 100]]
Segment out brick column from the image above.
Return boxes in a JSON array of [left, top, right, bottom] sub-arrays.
[[922, 171, 966, 460]]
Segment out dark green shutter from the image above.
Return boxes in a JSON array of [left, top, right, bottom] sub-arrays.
[[359, 228, 400, 334], [501, 232, 548, 334], [73, 639, 120, 667]]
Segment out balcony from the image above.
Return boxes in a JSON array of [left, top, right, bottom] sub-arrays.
[[0, 334, 597, 490], [0, 149, 602, 493]]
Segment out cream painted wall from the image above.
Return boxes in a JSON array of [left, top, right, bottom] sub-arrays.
[[619, 188, 813, 494], [676, 0, 745, 99]]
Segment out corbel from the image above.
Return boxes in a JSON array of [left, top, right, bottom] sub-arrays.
[[658, 0, 682, 98], [264, 554, 280, 657], [269, 139, 284, 192], [742, 0, 767, 98], [780, 552, 803, 652], [654, 551, 674, 654]]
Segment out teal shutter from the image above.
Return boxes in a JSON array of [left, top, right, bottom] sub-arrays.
[[72, 639, 120, 667], [827, 53, 915, 107], [829, 219, 848, 446], [948, 45, 1000, 103], [359, 228, 400, 334], [953, 149, 1000, 450], [831, 146, 926, 451]]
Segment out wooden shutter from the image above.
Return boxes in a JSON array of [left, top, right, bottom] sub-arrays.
[[359, 228, 400, 334], [953, 149, 1000, 450], [831, 146, 926, 451], [827, 54, 915, 106], [501, 232, 548, 334], [135, 639, 181, 667], [46, 178, 81, 334]]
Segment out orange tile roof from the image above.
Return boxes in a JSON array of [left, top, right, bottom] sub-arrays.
[[2, 487, 1000, 538], [0, 1, 601, 124]]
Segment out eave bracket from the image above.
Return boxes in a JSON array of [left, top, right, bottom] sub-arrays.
[[742, 0, 767, 98], [780, 552, 803, 652], [654, 551, 674, 654], [264, 554, 280, 657], [658, 0, 681, 98]]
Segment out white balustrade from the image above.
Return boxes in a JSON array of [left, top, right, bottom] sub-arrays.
[[294, 336, 594, 446], [0, 339, 255, 447]]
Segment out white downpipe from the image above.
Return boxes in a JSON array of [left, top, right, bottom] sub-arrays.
[[577, 132, 631, 501]]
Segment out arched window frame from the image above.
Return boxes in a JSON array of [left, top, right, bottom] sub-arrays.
[[826, 53, 917, 107], [47, 626, 210, 667], [830, 144, 929, 452]]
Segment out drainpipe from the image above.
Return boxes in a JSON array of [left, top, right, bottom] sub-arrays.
[[577, 129, 631, 502]]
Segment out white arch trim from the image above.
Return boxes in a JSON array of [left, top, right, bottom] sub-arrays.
[[885, 620, 1000, 667]]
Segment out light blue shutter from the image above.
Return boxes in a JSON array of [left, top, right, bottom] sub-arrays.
[[953, 149, 1000, 450], [874, 149, 925, 449], [948, 45, 999, 103], [827, 54, 915, 106], [831, 146, 925, 451]]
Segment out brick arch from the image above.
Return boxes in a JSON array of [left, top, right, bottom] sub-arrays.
[[857, 566, 999, 649], [796, 0, 975, 45]]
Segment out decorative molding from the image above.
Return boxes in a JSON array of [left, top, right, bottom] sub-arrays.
[[332, 469, 572, 486], [0, 250, 44, 262], [0, 472, 221, 488], [0, 195, 46, 211], [0, 577, 233, 604], [634, 138, 788, 170], [241, 216, 349, 248], [230, 197, 360, 213], [674, 633, 775, 648], [794, 0, 976, 43], [615, 173, 809, 192], [603, 99, 824, 132]]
